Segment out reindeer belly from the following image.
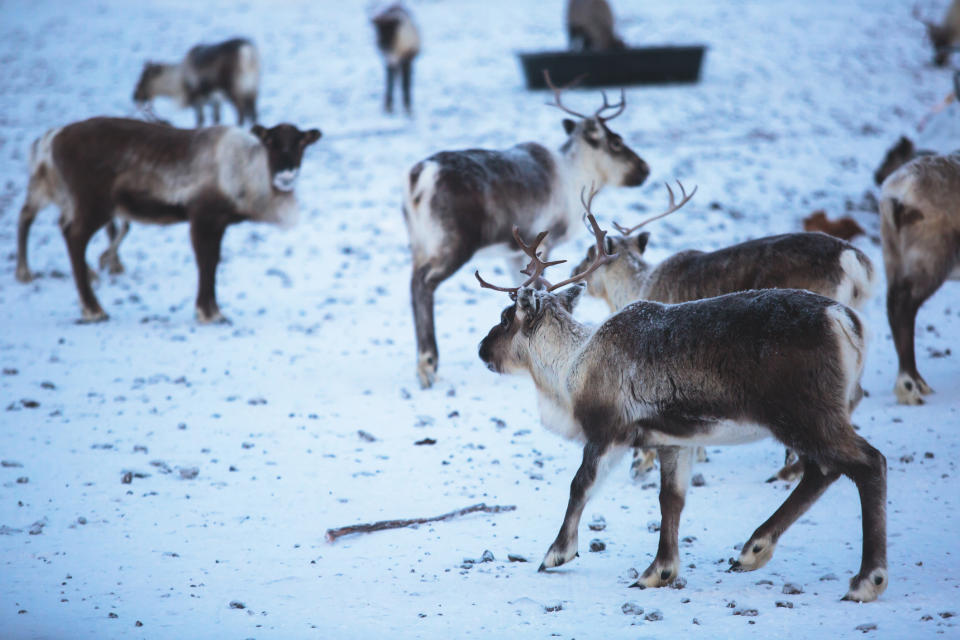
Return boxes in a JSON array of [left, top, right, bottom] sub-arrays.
[[643, 420, 772, 447]]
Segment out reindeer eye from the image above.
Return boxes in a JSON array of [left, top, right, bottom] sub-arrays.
[[609, 137, 623, 151]]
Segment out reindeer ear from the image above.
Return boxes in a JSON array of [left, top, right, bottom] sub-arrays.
[[516, 288, 541, 317], [562, 118, 576, 135], [251, 125, 268, 141], [558, 283, 585, 313], [636, 231, 650, 253], [303, 129, 322, 146]]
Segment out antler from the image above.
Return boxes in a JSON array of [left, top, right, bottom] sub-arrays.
[[612, 180, 698, 236], [543, 70, 590, 118], [475, 188, 617, 294], [474, 227, 566, 295], [595, 88, 626, 123], [542, 187, 618, 291]]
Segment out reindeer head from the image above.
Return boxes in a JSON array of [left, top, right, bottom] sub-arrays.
[[133, 62, 177, 105], [251, 124, 322, 192], [477, 208, 614, 374], [874, 136, 915, 186], [914, 4, 956, 66], [545, 72, 650, 188], [570, 182, 695, 308]]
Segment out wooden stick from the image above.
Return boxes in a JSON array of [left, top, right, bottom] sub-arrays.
[[325, 502, 517, 543]]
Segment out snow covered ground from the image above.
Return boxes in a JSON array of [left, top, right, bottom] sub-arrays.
[[1, 0, 959, 638]]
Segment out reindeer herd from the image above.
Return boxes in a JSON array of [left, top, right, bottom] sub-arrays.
[[9, 1, 960, 606]]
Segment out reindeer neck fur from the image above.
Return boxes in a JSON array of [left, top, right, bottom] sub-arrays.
[[524, 309, 593, 441], [553, 138, 611, 239], [604, 251, 654, 311]]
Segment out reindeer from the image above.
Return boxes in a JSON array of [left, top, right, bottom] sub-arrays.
[[14, 117, 320, 323], [566, 0, 625, 51], [133, 38, 260, 126], [372, 4, 420, 114], [403, 73, 649, 387], [569, 185, 877, 481], [879, 152, 960, 404], [914, 1, 960, 66], [475, 215, 887, 602]]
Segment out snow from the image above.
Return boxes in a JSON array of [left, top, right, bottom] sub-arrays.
[[1, 0, 959, 638]]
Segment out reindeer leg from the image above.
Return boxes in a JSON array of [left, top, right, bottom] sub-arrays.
[[540, 440, 627, 571], [62, 209, 109, 322], [384, 64, 395, 113], [629, 447, 657, 480], [15, 184, 46, 283], [767, 447, 803, 484], [731, 458, 839, 573], [401, 58, 413, 114], [211, 100, 221, 125], [245, 97, 258, 125], [98, 219, 129, 274], [635, 446, 693, 587], [189, 204, 234, 324], [840, 437, 888, 603], [193, 101, 205, 128], [410, 252, 469, 388], [888, 275, 942, 404]]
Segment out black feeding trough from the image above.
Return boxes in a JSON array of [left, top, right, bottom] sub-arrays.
[[518, 45, 706, 89]]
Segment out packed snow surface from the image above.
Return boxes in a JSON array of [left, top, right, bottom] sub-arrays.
[[1, 0, 959, 638]]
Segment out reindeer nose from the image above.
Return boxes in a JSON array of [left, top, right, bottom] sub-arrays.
[[478, 338, 491, 363]]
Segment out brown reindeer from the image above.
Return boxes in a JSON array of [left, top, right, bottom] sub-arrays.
[[879, 152, 960, 404], [133, 38, 260, 126], [475, 214, 887, 602], [571, 185, 877, 481], [15, 117, 320, 323], [404, 73, 649, 387]]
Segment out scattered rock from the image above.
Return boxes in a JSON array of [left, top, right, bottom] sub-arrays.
[[28, 519, 46, 535], [819, 573, 838, 581], [543, 601, 563, 613], [924, 452, 934, 459], [20, 399, 40, 409], [588, 515, 606, 531], [480, 550, 495, 563], [782, 583, 804, 595], [644, 609, 663, 621], [775, 601, 794, 609], [691, 473, 706, 487], [855, 623, 877, 633], [16, 476, 28, 484], [121, 471, 133, 484], [0, 525, 23, 535], [108, 612, 118, 619], [671, 577, 687, 590], [400, 388, 412, 400], [414, 438, 436, 446], [899, 454, 914, 464], [647, 520, 660, 533], [733, 608, 759, 617], [621, 601, 644, 616], [229, 601, 245, 609], [589, 539, 606, 552], [507, 554, 528, 563], [490, 417, 506, 430], [357, 430, 376, 442], [178, 467, 199, 480], [1, 460, 23, 468], [135, 621, 143, 627], [940, 611, 956, 619]]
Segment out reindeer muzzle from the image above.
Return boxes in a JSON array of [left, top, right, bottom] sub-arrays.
[[272, 169, 299, 192]]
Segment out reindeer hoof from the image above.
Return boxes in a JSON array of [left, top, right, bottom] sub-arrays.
[[767, 460, 804, 484], [15, 265, 34, 283], [629, 448, 657, 481], [732, 536, 775, 572], [196, 308, 230, 325], [78, 308, 109, 323], [842, 568, 887, 603], [539, 542, 578, 571], [633, 559, 679, 588], [894, 373, 931, 405], [417, 353, 437, 389], [99, 251, 124, 274]]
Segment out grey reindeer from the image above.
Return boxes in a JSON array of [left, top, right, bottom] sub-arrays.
[[570, 184, 877, 481], [879, 151, 960, 404], [403, 73, 649, 388], [474, 212, 887, 603], [133, 38, 260, 127]]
